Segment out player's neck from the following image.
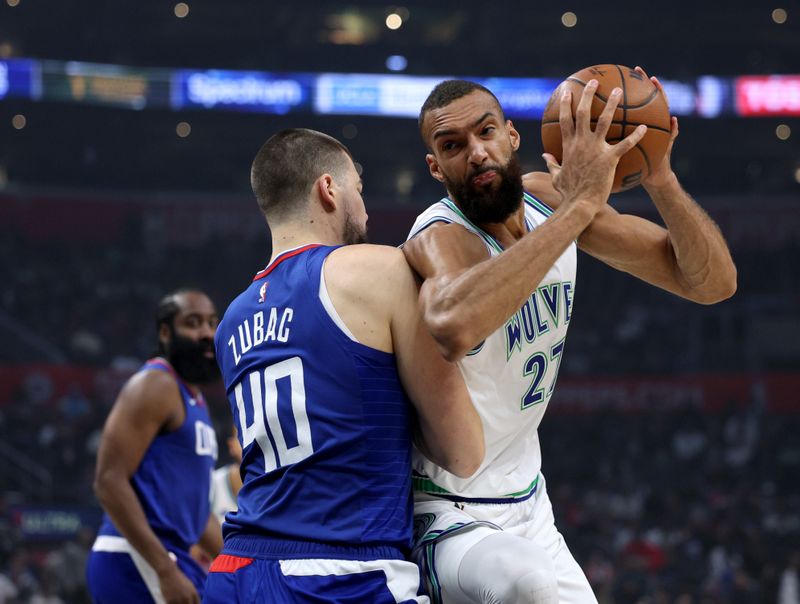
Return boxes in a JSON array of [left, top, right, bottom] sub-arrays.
[[477, 203, 528, 247], [269, 222, 342, 260]]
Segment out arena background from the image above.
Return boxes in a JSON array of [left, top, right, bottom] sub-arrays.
[[1, 1, 798, 602]]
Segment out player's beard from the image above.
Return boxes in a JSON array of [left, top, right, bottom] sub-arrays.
[[167, 332, 220, 385], [445, 151, 524, 225], [342, 210, 368, 245]]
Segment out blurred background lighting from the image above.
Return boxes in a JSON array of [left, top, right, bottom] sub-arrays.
[[561, 11, 578, 27], [385, 13, 403, 30], [772, 8, 787, 24], [386, 55, 407, 71], [11, 114, 26, 129], [176, 121, 191, 137], [174, 3, 190, 18], [776, 124, 791, 140]]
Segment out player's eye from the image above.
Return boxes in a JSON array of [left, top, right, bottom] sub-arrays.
[[481, 125, 495, 136], [441, 141, 456, 152]]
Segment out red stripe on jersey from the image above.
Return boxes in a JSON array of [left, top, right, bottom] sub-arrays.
[[209, 554, 254, 573], [252, 244, 323, 282]]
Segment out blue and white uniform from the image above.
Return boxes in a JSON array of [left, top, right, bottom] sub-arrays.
[[407, 195, 596, 603], [205, 244, 427, 603], [87, 358, 218, 604]]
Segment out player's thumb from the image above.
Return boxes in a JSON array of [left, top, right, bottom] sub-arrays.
[[542, 153, 561, 177]]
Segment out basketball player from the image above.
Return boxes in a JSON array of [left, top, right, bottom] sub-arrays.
[[87, 290, 223, 604], [404, 73, 737, 603], [203, 128, 484, 603], [210, 422, 242, 524]]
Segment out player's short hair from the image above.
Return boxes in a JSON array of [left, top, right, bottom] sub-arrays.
[[418, 80, 505, 146], [250, 128, 353, 223], [155, 288, 198, 352]]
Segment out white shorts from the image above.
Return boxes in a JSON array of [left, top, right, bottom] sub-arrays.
[[412, 474, 596, 603]]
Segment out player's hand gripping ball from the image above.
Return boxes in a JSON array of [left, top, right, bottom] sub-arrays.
[[541, 64, 671, 192]]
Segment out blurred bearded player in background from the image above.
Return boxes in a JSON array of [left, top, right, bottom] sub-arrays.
[[87, 289, 223, 604]]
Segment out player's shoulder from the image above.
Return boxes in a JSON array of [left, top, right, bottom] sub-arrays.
[[522, 171, 561, 208], [118, 363, 181, 411], [326, 244, 416, 302], [403, 220, 489, 276], [328, 243, 407, 275]]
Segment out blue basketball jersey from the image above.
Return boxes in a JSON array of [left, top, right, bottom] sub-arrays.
[[214, 244, 415, 554], [97, 358, 218, 551]]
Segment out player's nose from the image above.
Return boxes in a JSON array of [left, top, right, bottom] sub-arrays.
[[199, 322, 215, 339], [467, 138, 488, 165]]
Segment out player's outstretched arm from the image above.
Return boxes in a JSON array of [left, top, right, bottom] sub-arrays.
[[404, 82, 647, 361], [524, 70, 737, 304], [94, 371, 200, 604], [324, 245, 484, 477]]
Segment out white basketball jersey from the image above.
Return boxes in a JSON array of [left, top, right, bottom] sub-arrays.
[[407, 193, 576, 501], [210, 464, 239, 524]]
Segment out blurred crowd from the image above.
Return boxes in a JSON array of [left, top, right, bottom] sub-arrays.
[[1, 203, 797, 375], [1, 379, 798, 603]]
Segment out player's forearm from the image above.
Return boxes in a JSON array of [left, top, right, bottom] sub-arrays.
[[197, 513, 223, 557], [422, 199, 596, 359], [644, 173, 737, 303], [94, 473, 176, 575]]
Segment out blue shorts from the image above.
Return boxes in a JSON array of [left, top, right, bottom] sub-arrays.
[[203, 537, 428, 603], [87, 536, 206, 603]]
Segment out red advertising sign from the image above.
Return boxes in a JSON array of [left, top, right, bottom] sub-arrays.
[[736, 76, 800, 116]]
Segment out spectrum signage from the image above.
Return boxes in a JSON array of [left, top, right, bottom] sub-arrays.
[[173, 70, 312, 113]]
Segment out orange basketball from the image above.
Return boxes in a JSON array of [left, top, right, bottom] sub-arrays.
[[541, 64, 671, 192]]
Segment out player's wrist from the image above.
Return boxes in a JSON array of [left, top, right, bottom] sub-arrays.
[[153, 554, 179, 578], [561, 196, 603, 222], [643, 170, 679, 194]]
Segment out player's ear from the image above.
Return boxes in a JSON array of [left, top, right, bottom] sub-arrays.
[[158, 323, 171, 350], [426, 154, 445, 184], [507, 120, 521, 151], [315, 174, 337, 213]]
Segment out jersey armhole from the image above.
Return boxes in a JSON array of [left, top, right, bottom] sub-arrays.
[[318, 258, 359, 343]]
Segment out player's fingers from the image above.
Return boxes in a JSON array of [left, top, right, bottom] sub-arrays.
[[575, 79, 598, 134], [612, 124, 647, 157], [635, 65, 650, 81], [595, 87, 622, 138], [650, 75, 665, 95], [558, 87, 575, 139], [670, 116, 679, 141]]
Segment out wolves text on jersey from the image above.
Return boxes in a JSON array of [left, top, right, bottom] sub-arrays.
[[227, 307, 294, 366], [505, 281, 574, 360]]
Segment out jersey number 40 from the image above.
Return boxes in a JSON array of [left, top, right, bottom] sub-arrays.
[[233, 356, 314, 472]]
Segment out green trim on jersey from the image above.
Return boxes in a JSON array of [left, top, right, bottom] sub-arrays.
[[413, 473, 540, 500], [439, 198, 504, 254], [523, 192, 554, 217]]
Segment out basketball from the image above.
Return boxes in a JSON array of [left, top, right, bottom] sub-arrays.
[[541, 64, 671, 192]]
